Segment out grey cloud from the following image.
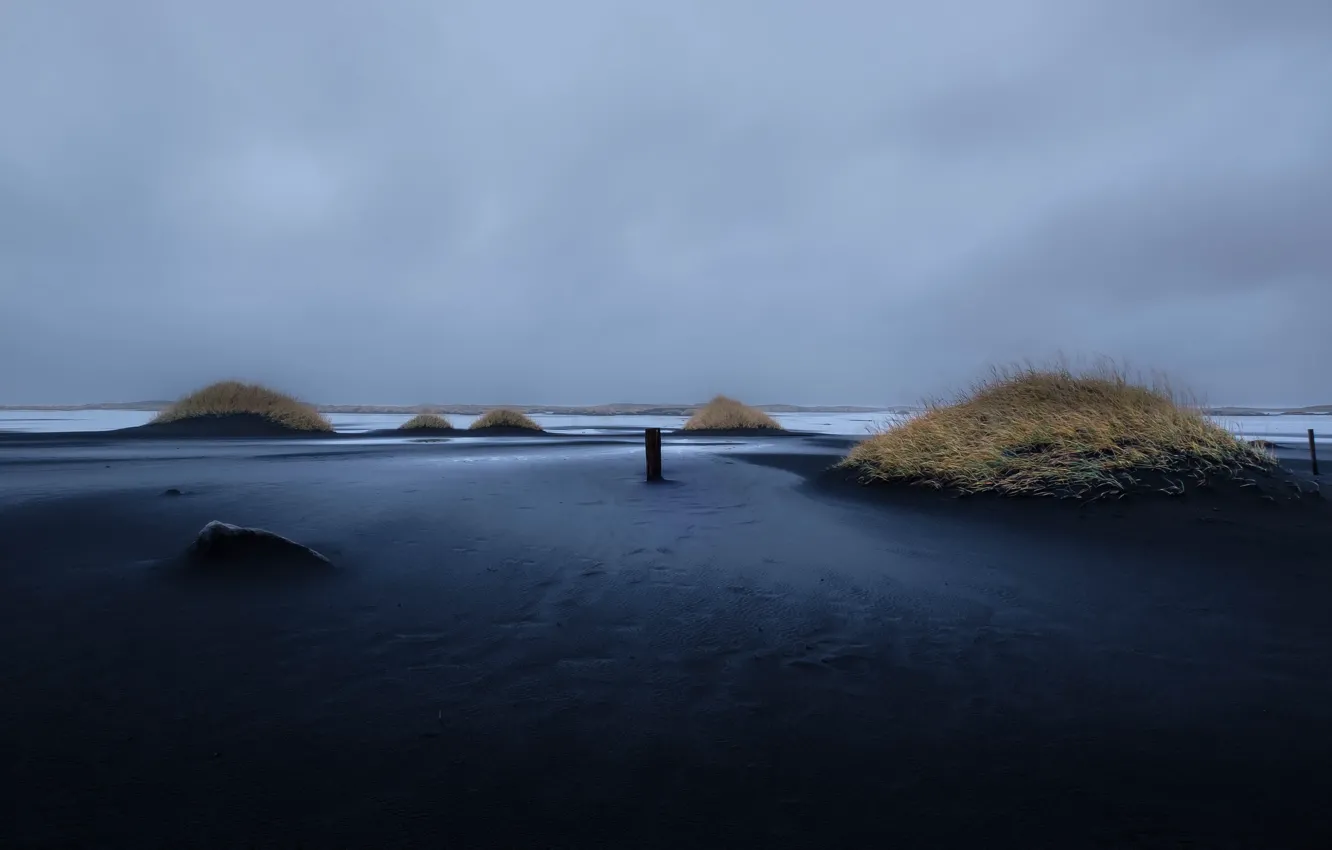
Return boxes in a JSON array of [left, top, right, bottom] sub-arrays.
[[1, 0, 1329, 406]]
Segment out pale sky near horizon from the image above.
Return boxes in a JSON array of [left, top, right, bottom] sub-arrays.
[[2, 1, 1330, 407]]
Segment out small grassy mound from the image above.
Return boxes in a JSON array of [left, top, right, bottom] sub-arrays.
[[682, 395, 783, 430], [841, 365, 1273, 498], [152, 381, 333, 432], [399, 413, 453, 430], [469, 408, 542, 431]]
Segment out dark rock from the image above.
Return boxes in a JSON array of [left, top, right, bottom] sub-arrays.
[[163, 488, 182, 497], [186, 520, 330, 568]]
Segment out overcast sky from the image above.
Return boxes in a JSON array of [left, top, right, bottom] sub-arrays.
[[2, 1, 1329, 407]]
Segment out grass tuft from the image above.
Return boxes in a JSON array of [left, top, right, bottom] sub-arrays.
[[682, 395, 784, 430], [399, 413, 453, 430], [152, 381, 333, 432], [841, 363, 1273, 498], [469, 408, 543, 431]]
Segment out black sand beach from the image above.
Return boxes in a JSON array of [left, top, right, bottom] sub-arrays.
[[2, 432, 1330, 848]]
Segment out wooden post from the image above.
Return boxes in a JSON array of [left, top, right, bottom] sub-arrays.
[[645, 428, 663, 481], [1309, 429, 1320, 476]]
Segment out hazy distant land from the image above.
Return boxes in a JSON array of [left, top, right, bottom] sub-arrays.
[[0, 401, 904, 416], [1202, 405, 1332, 415], [0, 401, 1326, 416]]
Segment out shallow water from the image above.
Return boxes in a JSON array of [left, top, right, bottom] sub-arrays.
[[1211, 413, 1331, 444], [333, 410, 898, 435]]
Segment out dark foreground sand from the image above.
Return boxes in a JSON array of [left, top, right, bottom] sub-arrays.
[[1, 433, 1330, 848]]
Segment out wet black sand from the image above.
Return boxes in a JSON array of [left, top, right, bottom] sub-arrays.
[[2, 433, 1330, 848], [365, 426, 556, 438]]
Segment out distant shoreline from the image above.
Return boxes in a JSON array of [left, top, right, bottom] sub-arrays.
[[1, 403, 1328, 416], [0, 402, 906, 416], [1202, 405, 1332, 416]]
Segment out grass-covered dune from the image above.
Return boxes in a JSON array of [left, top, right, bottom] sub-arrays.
[[841, 365, 1274, 499], [398, 413, 453, 431], [149, 381, 334, 434], [681, 395, 784, 432], [469, 408, 543, 431]]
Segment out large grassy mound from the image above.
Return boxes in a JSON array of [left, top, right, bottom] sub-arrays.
[[469, 408, 542, 431], [682, 395, 783, 431], [841, 365, 1272, 498], [399, 413, 453, 430], [152, 381, 333, 433]]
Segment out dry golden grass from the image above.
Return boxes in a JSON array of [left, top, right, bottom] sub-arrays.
[[399, 413, 453, 430], [469, 408, 543, 430], [682, 395, 784, 430], [841, 364, 1273, 498], [152, 381, 333, 432]]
